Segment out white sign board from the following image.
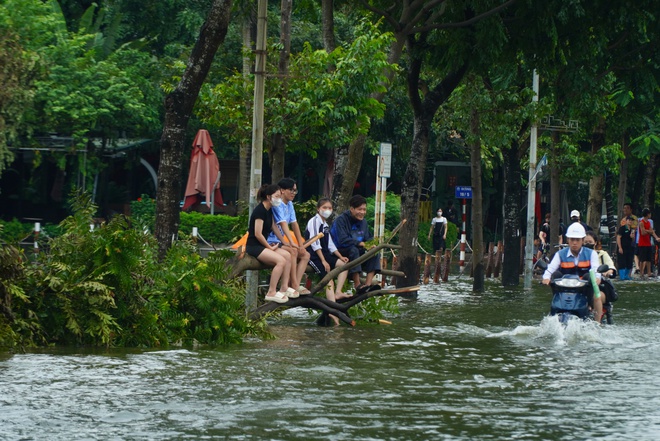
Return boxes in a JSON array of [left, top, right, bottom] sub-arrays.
[[379, 142, 392, 178]]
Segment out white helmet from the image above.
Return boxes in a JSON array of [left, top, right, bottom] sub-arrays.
[[566, 223, 586, 239]]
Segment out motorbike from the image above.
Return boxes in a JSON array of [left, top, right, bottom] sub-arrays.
[[537, 260, 617, 324]]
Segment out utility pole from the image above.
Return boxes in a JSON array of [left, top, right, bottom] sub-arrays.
[[524, 70, 540, 288], [246, 0, 268, 311]]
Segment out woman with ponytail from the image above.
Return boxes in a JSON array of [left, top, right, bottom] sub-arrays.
[[246, 184, 293, 303]]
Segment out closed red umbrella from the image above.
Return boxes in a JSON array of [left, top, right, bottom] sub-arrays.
[[182, 129, 223, 211]]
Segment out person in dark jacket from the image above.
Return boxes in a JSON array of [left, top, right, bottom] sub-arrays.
[[330, 195, 381, 292]]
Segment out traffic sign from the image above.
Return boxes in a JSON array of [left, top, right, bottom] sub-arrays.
[[455, 186, 472, 199], [379, 143, 392, 178]]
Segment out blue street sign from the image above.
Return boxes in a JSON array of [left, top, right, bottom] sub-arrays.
[[455, 186, 472, 199]]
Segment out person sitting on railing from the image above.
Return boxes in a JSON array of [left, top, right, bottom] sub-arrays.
[[246, 184, 293, 303], [266, 177, 311, 296], [330, 195, 381, 294], [306, 198, 350, 300]]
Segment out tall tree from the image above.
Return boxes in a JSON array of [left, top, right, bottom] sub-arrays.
[[469, 106, 485, 291], [397, 32, 468, 293], [501, 135, 526, 286], [331, 0, 448, 211], [397, 3, 517, 291], [155, 0, 233, 259]]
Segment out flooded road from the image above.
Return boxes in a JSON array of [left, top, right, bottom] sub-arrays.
[[2, 278, 660, 440]]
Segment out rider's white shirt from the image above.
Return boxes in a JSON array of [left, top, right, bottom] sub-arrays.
[[543, 247, 601, 282]]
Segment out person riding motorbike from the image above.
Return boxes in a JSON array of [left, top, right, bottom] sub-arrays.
[[542, 223, 605, 322]]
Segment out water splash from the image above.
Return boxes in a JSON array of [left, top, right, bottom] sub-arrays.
[[490, 315, 606, 346]]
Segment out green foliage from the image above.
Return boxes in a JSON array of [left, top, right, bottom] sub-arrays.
[[0, 242, 43, 350], [0, 219, 33, 243], [446, 221, 458, 250], [1, 191, 268, 349], [130, 195, 157, 232], [292, 199, 321, 227], [151, 245, 264, 346], [179, 212, 243, 244], [0, 219, 62, 244], [198, 19, 395, 158], [365, 193, 401, 233], [348, 295, 399, 323], [131, 195, 243, 244], [0, 0, 59, 175], [630, 117, 660, 158], [35, 35, 162, 146]]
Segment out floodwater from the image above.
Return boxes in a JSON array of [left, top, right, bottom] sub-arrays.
[[2, 278, 660, 440]]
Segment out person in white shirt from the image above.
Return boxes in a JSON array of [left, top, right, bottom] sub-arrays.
[[542, 223, 605, 322], [427, 208, 447, 253], [306, 199, 350, 304]]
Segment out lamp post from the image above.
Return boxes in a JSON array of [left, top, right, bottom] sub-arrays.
[[246, 0, 268, 311], [524, 70, 540, 289]]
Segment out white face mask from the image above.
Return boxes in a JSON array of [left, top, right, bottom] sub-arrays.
[[271, 197, 283, 207], [320, 209, 333, 219], [437, 211, 442, 217]]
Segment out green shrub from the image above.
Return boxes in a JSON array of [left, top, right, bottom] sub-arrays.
[[130, 195, 243, 244], [0, 218, 63, 244], [130, 194, 157, 232], [151, 246, 267, 345], [366, 193, 401, 233], [0, 219, 33, 243], [0, 243, 43, 350], [179, 211, 243, 244], [4, 191, 268, 349]]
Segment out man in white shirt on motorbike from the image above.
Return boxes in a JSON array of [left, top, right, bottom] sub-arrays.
[[542, 223, 604, 322]]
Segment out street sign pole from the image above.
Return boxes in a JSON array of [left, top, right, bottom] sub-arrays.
[[524, 70, 540, 289], [454, 186, 472, 273], [246, 0, 268, 312]]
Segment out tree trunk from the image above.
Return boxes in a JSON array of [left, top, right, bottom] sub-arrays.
[[604, 170, 617, 255], [155, 0, 233, 259], [395, 40, 467, 295], [501, 143, 522, 285], [397, 117, 428, 296], [470, 108, 484, 292], [332, 136, 365, 212], [586, 127, 605, 230], [631, 158, 645, 210], [321, 0, 335, 53], [549, 133, 562, 255], [268, 0, 292, 183], [550, 161, 561, 250], [587, 173, 604, 230], [642, 153, 660, 210], [617, 134, 630, 218]]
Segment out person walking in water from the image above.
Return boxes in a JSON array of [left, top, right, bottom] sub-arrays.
[[428, 208, 447, 253]]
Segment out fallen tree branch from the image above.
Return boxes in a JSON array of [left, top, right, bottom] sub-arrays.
[[309, 243, 402, 295]]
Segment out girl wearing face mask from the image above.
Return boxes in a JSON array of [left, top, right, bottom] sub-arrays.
[[428, 208, 448, 253], [305, 198, 351, 317], [584, 231, 616, 278], [245, 184, 293, 303]]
